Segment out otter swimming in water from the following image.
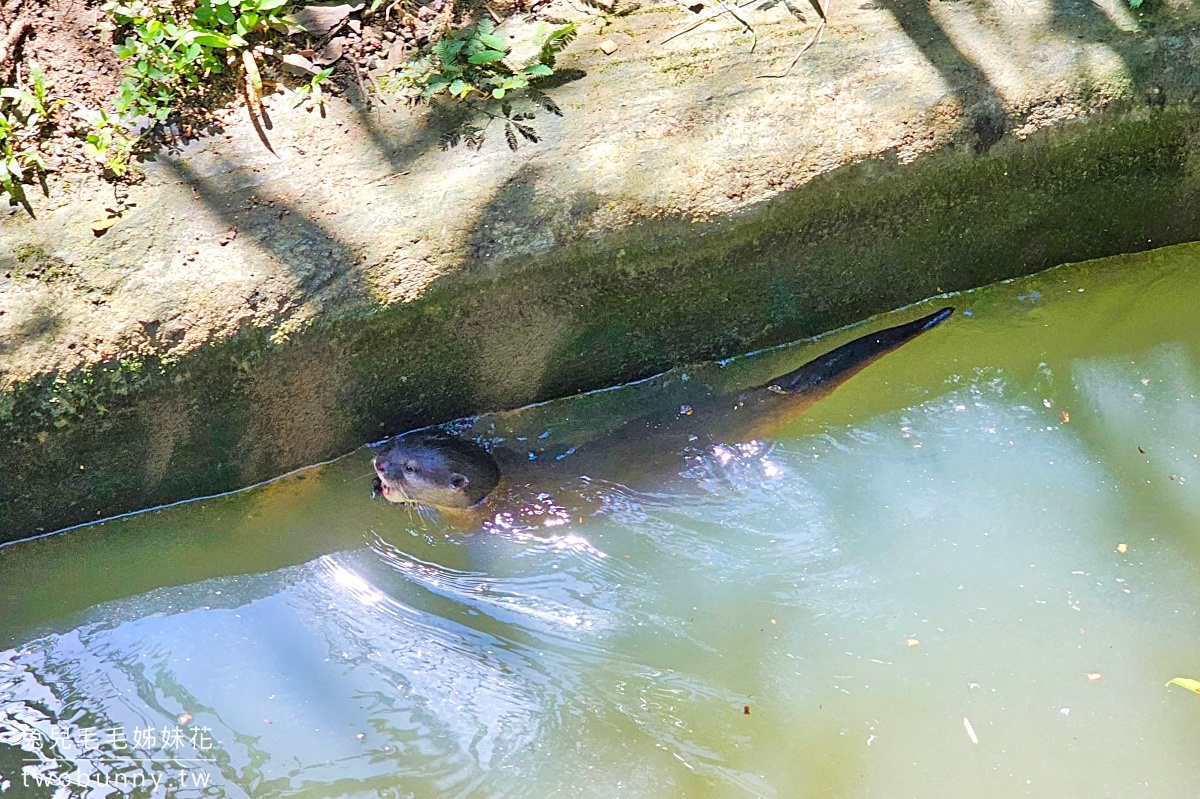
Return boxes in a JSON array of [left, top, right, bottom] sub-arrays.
[[373, 307, 954, 522]]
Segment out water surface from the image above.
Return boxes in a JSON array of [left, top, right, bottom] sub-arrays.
[[4, 243, 1200, 797]]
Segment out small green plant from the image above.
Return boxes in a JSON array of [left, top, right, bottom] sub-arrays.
[[0, 65, 61, 209], [394, 19, 577, 151], [102, 0, 288, 122], [73, 106, 140, 178], [290, 66, 334, 109]]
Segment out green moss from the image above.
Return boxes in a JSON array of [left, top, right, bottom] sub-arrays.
[[13, 244, 43, 262]]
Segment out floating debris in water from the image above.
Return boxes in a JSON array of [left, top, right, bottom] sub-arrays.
[[743, 705, 751, 715], [1166, 677, 1200, 695], [963, 717, 979, 744], [1117, 543, 1128, 554], [177, 713, 193, 726], [905, 638, 919, 647], [1087, 673, 1102, 682]]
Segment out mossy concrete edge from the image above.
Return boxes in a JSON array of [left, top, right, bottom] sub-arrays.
[[3, 102, 1198, 542]]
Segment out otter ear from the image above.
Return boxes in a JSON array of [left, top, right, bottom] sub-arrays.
[[449, 472, 470, 490]]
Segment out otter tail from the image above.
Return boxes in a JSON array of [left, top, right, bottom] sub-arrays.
[[761, 307, 954, 396]]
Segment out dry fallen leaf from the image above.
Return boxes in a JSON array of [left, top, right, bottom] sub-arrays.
[[283, 2, 363, 36], [905, 638, 919, 647], [1086, 672, 1101, 682], [1061, 411, 1070, 423], [280, 53, 322, 77], [1117, 543, 1128, 554], [743, 705, 751, 715], [314, 36, 346, 66], [91, 217, 116, 236]]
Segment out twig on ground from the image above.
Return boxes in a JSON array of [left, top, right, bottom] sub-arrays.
[[353, 62, 370, 110], [718, 0, 756, 51], [755, 0, 826, 78], [0, 13, 31, 77], [660, 5, 729, 44]]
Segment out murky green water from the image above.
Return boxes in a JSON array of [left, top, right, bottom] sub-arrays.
[[5, 243, 1200, 798]]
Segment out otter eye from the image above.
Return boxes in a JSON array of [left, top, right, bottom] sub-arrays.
[[450, 473, 469, 490], [403, 462, 417, 474]]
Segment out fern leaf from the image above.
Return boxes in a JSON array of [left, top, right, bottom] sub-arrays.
[[504, 123, 518, 151]]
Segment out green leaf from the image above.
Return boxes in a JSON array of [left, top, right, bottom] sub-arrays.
[[434, 39, 456, 66], [476, 17, 494, 35], [1167, 677, 1200, 694], [192, 32, 233, 47], [216, 3, 236, 24], [492, 87, 505, 99], [478, 33, 507, 51], [468, 50, 507, 65], [1128, 0, 1143, 7], [448, 78, 465, 95], [523, 63, 552, 77]]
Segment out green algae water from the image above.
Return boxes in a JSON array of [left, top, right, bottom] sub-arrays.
[[4, 243, 1200, 797]]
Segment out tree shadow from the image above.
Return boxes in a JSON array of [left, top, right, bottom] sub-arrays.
[[0, 299, 64, 358], [1046, 0, 1151, 96], [344, 78, 450, 174], [877, 0, 1007, 152], [159, 155, 373, 309]]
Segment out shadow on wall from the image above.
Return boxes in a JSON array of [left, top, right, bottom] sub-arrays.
[[344, 79, 450, 175], [878, 0, 1007, 152], [1047, 0, 1156, 97], [0, 301, 64, 360], [160, 157, 373, 310]]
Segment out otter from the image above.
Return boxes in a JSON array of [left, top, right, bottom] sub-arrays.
[[373, 307, 954, 520]]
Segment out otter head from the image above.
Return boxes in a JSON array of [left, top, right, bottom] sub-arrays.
[[372, 433, 501, 510]]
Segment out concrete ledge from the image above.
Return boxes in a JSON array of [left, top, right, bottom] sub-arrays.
[[3, 100, 1199, 540]]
